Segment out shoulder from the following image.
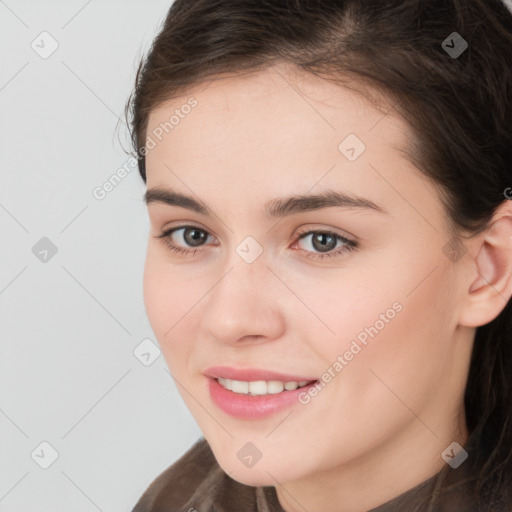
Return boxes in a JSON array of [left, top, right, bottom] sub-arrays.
[[130, 437, 265, 512], [131, 437, 221, 511]]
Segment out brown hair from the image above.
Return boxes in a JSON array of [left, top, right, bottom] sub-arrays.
[[125, 1, 512, 509]]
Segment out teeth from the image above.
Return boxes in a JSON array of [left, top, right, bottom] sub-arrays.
[[217, 377, 313, 395], [231, 380, 248, 394]]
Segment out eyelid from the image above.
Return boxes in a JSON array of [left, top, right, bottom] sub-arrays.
[[157, 224, 217, 245], [156, 223, 358, 261], [158, 220, 219, 239], [157, 223, 356, 244], [291, 229, 357, 257], [293, 224, 357, 242]]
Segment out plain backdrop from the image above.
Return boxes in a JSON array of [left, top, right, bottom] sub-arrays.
[[0, 2, 203, 511], [1, 1, 512, 511]]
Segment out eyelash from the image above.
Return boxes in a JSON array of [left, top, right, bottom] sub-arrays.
[[156, 225, 358, 261]]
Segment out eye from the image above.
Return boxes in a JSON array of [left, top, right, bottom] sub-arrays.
[[155, 225, 358, 261], [292, 230, 357, 260], [156, 226, 214, 255]]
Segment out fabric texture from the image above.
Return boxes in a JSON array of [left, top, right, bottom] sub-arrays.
[[131, 427, 510, 512]]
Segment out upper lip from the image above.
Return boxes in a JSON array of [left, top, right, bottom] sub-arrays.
[[204, 365, 318, 382]]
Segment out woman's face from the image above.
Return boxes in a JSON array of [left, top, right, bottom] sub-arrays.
[[143, 63, 472, 494]]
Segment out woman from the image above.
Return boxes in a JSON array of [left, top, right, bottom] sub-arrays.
[[126, 0, 512, 510]]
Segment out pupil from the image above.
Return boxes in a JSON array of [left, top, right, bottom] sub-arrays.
[[185, 228, 206, 247], [312, 233, 336, 252]]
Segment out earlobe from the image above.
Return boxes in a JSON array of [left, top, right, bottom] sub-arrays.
[[459, 206, 512, 328]]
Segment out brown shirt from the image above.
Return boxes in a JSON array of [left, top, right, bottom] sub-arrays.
[[131, 430, 510, 512]]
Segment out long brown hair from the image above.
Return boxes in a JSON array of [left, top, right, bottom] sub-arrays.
[[125, 1, 512, 509]]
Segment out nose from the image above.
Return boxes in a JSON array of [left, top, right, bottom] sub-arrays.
[[201, 258, 286, 346]]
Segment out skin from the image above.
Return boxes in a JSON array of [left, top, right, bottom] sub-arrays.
[[142, 62, 512, 512]]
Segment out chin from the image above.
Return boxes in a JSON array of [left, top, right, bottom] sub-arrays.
[[224, 466, 280, 487]]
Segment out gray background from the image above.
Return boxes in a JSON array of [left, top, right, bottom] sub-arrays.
[[1, 1, 512, 511], [0, 2, 202, 511]]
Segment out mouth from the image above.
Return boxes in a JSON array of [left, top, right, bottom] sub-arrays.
[[215, 377, 317, 396], [204, 366, 321, 419], [204, 365, 318, 383]]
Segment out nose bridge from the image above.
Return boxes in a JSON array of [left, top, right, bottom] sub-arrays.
[[201, 249, 285, 343], [218, 231, 270, 299], [211, 251, 269, 316]]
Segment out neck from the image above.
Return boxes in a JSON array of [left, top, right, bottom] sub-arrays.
[[276, 407, 469, 512]]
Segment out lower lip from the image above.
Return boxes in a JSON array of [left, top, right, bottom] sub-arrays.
[[207, 377, 318, 419]]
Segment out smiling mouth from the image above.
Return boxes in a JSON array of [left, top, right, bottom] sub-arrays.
[[216, 377, 318, 396]]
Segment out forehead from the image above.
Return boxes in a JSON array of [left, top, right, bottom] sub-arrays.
[[146, 63, 400, 146], [143, 63, 445, 230], [145, 63, 409, 174]]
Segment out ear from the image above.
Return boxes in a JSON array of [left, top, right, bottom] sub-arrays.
[[458, 201, 512, 328]]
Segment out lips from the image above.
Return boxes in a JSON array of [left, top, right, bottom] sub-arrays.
[[207, 373, 320, 419], [203, 365, 318, 382]]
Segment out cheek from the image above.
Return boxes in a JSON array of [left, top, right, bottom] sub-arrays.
[[326, 265, 455, 424], [299, 278, 401, 381], [143, 246, 197, 343], [143, 246, 167, 336], [300, 247, 452, 389], [143, 246, 215, 375], [278, 260, 394, 356]]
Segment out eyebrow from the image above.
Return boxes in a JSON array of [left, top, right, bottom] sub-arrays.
[[144, 187, 389, 217]]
